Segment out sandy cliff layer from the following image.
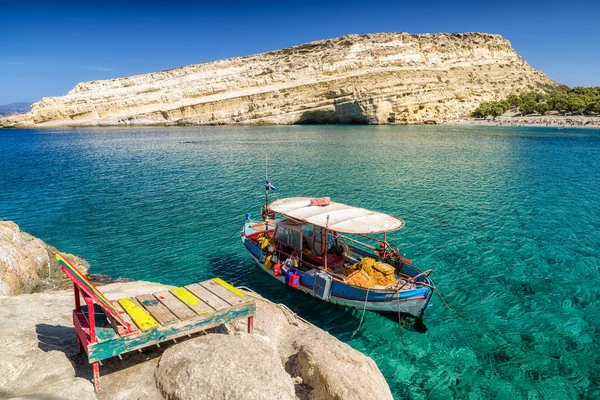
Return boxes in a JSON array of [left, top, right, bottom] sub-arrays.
[[1, 32, 561, 127]]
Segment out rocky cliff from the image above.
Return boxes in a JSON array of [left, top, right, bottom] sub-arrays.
[[0, 32, 561, 127], [0, 221, 88, 295]]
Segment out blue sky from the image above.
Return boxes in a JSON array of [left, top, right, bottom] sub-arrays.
[[1, 0, 598, 104]]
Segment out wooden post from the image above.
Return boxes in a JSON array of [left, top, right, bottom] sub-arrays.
[[74, 284, 81, 312], [86, 296, 96, 343], [247, 316, 254, 334], [92, 361, 100, 391]]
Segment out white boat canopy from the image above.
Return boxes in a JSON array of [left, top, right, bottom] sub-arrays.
[[268, 197, 405, 234]]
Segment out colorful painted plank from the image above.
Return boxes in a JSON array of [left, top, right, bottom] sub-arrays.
[[171, 287, 214, 316], [110, 300, 140, 335], [86, 302, 256, 363], [185, 283, 231, 311], [201, 280, 246, 306], [154, 291, 197, 321], [57, 252, 128, 328], [136, 294, 178, 326], [118, 298, 159, 331], [213, 278, 247, 299]]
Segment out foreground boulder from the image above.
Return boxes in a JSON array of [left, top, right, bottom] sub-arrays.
[[0, 289, 96, 399], [156, 334, 296, 400], [289, 330, 392, 400], [229, 298, 394, 400], [0, 221, 88, 295]]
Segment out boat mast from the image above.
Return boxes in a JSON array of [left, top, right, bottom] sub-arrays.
[[265, 154, 269, 214], [324, 215, 329, 271], [264, 154, 269, 229]]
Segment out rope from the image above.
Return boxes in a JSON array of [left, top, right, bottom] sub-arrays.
[[429, 276, 466, 318], [219, 223, 245, 250], [428, 277, 495, 342], [237, 286, 318, 329], [397, 288, 405, 350], [349, 286, 371, 341]]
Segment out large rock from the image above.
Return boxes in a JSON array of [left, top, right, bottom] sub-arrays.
[[228, 293, 393, 400], [0, 289, 96, 399], [0, 221, 88, 295], [289, 330, 393, 400], [156, 334, 296, 400], [0, 32, 561, 128]]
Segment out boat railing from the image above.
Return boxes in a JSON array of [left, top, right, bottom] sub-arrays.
[[336, 234, 378, 252]]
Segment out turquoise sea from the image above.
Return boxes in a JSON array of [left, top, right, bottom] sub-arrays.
[[1, 126, 599, 399]]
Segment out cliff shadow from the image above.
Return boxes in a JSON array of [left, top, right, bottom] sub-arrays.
[[296, 101, 374, 124]]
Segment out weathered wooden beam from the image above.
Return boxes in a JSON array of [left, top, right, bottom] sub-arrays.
[[186, 283, 230, 311], [86, 303, 255, 362]]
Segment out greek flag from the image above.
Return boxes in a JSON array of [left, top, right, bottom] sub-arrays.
[[265, 180, 277, 191]]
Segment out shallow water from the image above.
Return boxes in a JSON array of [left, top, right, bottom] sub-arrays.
[[1, 125, 599, 399]]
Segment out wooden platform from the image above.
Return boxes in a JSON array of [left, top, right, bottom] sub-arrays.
[[75, 278, 255, 364], [58, 252, 256, 391]]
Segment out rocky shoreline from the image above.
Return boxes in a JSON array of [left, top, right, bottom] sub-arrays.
[[0, 221, 393, 399], [448, 115, 600, 129]]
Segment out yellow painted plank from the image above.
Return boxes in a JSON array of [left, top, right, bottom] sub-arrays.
[[201, 280, 244, 306], [186, 283, 230, 311], [212, 278, 246, 299], [118, 298, 159, 331], [171, 287, 214, 315], [110, 300, 140, 335], [154, 290, 197, 321]]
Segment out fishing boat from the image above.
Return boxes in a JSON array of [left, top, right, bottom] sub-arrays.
[[241, 192, 434, 318]]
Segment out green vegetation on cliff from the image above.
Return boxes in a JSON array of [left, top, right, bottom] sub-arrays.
[[472, 87, 600, 118]]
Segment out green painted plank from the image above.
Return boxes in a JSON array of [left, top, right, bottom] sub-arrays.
[[81, 304, 119, 343], [87, 302, 256, 362]]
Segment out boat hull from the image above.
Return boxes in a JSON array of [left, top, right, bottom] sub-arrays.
[[242, 223, 433, 317]]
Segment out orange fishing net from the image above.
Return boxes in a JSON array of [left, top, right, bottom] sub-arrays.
[[343, 257, 396, 288]]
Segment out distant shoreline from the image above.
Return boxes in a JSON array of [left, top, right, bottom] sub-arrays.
[[446, 115, 600, 129]]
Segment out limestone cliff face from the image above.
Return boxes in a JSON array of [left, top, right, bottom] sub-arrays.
[[1, 32, 561, 127]]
